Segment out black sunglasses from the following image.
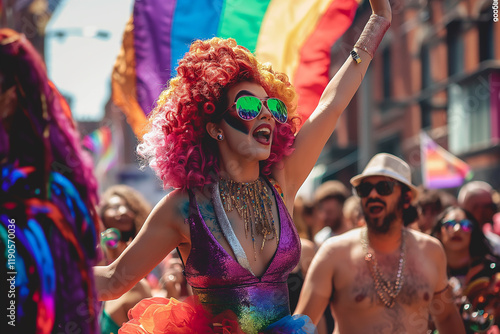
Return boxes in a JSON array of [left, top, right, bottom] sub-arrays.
[[355, 181, 397, 198]]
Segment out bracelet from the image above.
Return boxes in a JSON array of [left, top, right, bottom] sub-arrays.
[[350, 50, 362, 64], [354, 14, 391, 59]]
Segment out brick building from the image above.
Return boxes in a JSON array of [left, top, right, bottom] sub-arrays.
[[317, 0, 500, 193]]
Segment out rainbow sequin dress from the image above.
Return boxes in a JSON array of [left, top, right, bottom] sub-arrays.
[[120, 180, 316, 334]]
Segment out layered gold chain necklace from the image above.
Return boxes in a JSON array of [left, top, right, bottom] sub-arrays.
[[361, 228, 406, 308], [218, 177, 278, 260]]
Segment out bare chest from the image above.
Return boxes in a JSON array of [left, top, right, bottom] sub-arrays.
[[333, 250, 436, 311], [331, 252, 436, 333]]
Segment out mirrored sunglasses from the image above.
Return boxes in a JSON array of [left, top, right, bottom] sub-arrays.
[[442, 219, 473, 233], [226, 96, 288, 124], [355, 181, 396, 198]]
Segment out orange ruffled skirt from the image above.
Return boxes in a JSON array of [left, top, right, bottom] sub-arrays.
[[119, 297, 316, 334]]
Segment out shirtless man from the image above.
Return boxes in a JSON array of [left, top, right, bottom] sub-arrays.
[[295, 153, 465, 333]]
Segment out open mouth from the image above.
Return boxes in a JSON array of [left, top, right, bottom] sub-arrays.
[[252, 125, 272, 145], [367, 204, 385, 215]]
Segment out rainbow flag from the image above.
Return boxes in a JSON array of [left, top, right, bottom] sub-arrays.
[[420, 131, 473, 189], [82, 126, 118, 178], [112, 0, 360, 138]]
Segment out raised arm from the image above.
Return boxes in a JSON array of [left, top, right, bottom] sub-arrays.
[[294, 240, 335, 324], [283, 0, 392, 193], [93, 190, 189, 300]]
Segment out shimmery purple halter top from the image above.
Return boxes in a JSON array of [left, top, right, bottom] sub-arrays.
[[183, 179, 301, 333]]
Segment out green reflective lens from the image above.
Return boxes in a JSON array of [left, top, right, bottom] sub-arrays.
[[234, 96, 288, 123], [236, 96, 262, 120], [267, 98, 287, 123]]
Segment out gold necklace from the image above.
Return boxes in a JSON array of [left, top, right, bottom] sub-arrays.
[[218, 177, 278, 259], [361, 228, 406, 308]]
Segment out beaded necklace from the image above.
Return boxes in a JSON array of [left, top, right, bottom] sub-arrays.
[[218, 177, 278, 260], [361, 228, 406, 308]]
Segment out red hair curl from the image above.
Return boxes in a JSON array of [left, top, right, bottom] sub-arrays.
[[138, 38, 299, 190]]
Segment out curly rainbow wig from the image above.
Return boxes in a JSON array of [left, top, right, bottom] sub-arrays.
[[138, 37, 300, 190]]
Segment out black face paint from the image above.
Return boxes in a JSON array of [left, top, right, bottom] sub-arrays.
[[223, 112, 249, 135]]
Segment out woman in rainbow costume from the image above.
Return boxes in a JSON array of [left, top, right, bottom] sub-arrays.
[[0, 29, 100, 333], [94, 0, 392, 332]]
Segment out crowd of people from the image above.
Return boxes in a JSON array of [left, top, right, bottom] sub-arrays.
[[294, 156, 500, 334], [2, 0, 500, 332], [91, 157, 500, 334]]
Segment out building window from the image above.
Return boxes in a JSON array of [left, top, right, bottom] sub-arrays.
[[478, 10, 494, 62], [377, 134, 402, 157], [420, 100, 432, 129], [382, 47, 391, 100], [421, 43, 431, 89], [420, 43, 432, 129], [446, 20, 463, 77], [448, 71, 496, 153]]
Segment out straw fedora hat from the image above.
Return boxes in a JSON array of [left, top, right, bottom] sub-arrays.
[[350, 153, 419, 199]]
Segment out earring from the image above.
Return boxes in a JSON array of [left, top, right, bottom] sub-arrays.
[[217, 133, 223, 141]]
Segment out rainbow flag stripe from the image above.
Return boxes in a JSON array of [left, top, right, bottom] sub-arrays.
[[420, 132, 473, 189], [112, 0, 359, 137], [82, 126, 117, 177]]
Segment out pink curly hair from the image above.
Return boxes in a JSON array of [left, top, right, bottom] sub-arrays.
[[138, 38, 300, 190]]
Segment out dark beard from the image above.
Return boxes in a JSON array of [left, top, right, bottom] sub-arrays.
[[364, 196, 404, 234]]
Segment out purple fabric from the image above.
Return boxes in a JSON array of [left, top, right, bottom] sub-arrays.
[[184, 179, 301, 333], [133, 0, 176, 116]]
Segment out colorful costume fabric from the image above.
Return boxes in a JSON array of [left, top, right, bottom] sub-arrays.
[[0, 164, 99, 334], [119, 179, 316, 334], [1, 28, 100, 333], [447, 255, 500, 333]]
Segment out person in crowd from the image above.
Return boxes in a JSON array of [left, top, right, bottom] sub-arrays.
[[343, 195, 366, 230], [97, 185, 152, 334], [295, 153, 465, 333], [312, 180, 351, 245], [441, 189, 459, 208], [94, 0, 393, 331], [295, 195, 320, 242], [157, 250, 193, 300], [415, 188, 444, 234], [488, 212, 500, 237], [0, 28, 100, 333], [310, 180, 351, 332], [293, 195, 315, 241], [458, 181, 500, 256], [458, 181, 497, 228], [431, 206, 500, 333], [289, 197, 317, 313]]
